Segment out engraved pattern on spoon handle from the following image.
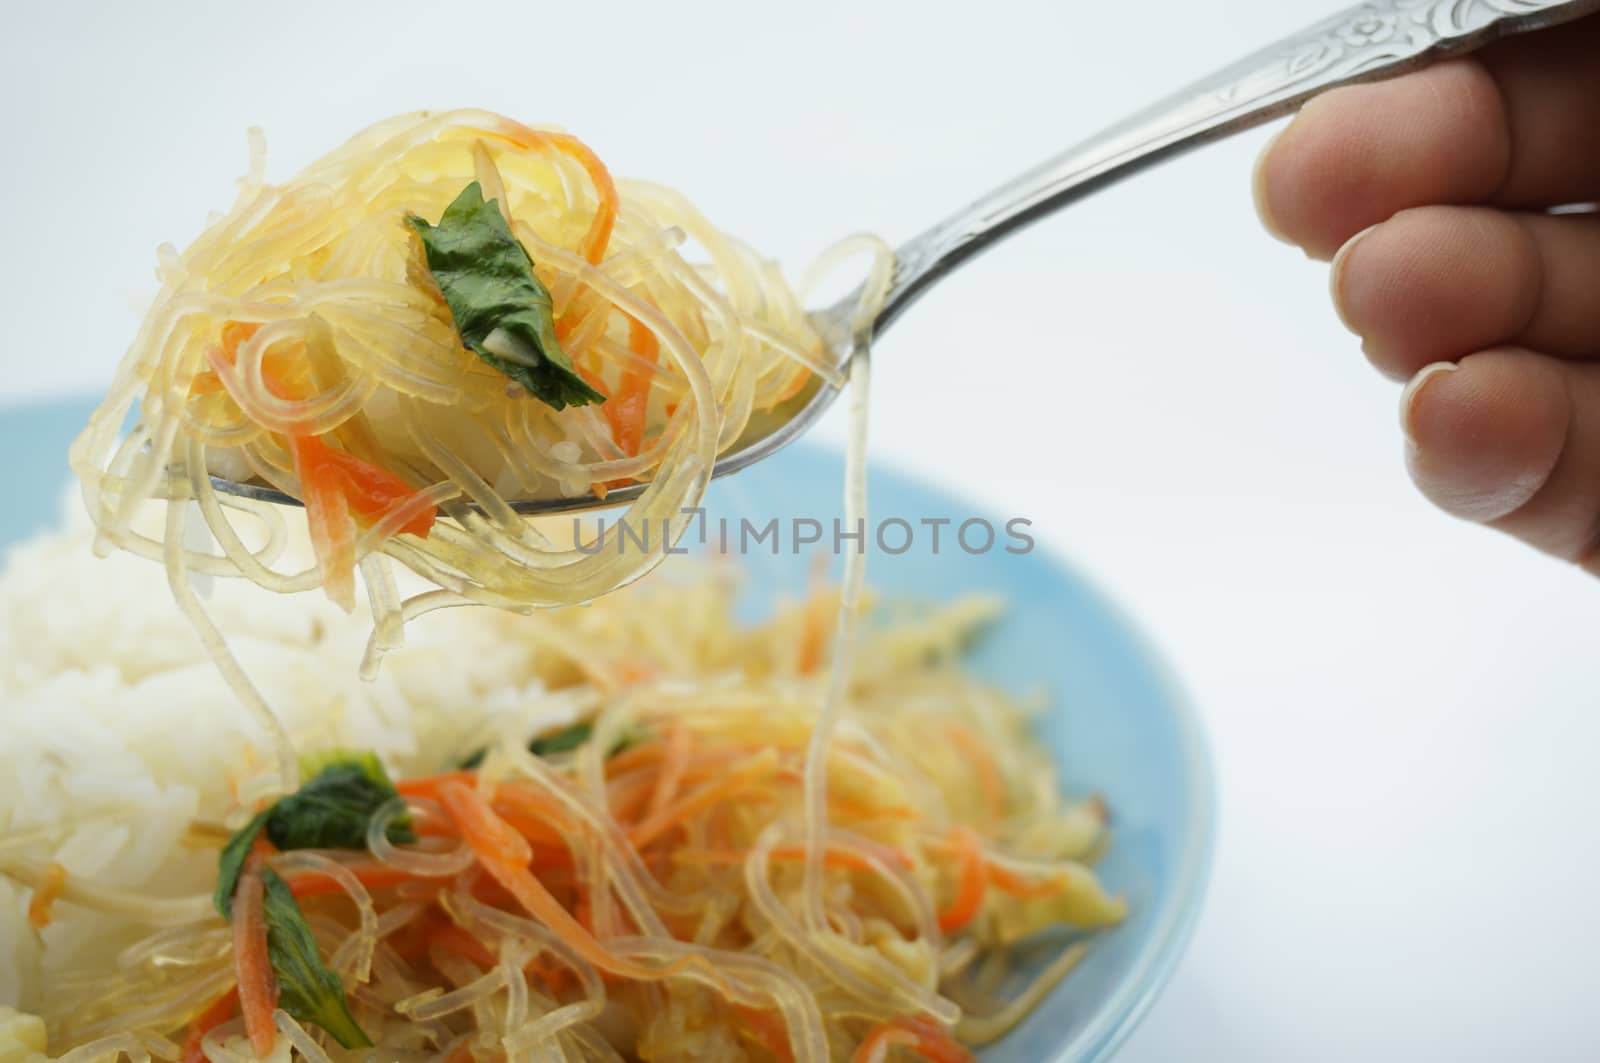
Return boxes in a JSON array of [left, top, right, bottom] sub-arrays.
[[877, 0, 1600, 332]]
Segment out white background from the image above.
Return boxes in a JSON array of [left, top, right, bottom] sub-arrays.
[[4, 1, 1598, 1059]]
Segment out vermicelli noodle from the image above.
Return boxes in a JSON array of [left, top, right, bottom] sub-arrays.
[[1, 109, 1135, 1063]]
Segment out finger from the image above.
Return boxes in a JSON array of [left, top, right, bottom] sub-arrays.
[[1255, 14, 1600, 259], [1331, 207, 1600, 380], [1401, 349, 1600, 572], [1255, 60, 1506, 259]]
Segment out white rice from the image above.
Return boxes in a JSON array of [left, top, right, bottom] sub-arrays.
[[0, 494, 585, 1029]]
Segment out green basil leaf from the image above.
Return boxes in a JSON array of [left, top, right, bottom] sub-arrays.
[[266, 754, 414, 852], [261, 868, 372, 1049], [459, 721, 641, 769], [408, 182, 605, 410], [213, 809, 271, 919], [528, 721, 595, 756]]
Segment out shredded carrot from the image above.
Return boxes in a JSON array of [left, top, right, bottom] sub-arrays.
[[437, 780, 644, 978], [853, 1023, 918, 1063], [604, 738, 662, 776], [734, 1004, 796, 1063], [490, 125, 617, 265], [388, 906, 447, 964], [606, 771, 659, 825], [494, 780, 579, 836], [314, 443, 437, 537], [796, 595, 830, 674], [579, 313, 659, 492], [854, 1018, 973, 1063], [181, 988, 239, 1063], [645, 723, 691, 819], [628, 752, 778, 849], [903, 1018, 974, 1063], [613, 655, 656, 686], [26, 861, 67, 929], [605, 315, 660, 458], [232, 857, 278, 1058], [286, 429, 359, 610], [396, 771, 480, 800], [527, 958, 572, 996], [945, 722, 1006, 821], [491, 804, 571, 851], [488, 124, 659, 498], [431, 923, 499, 968], [204, 320, 437, 606], [536, 133, 617, 265], [572, 888, 593, 934], [937, 827, 987, 933], [440, 1039, 476, 1063]]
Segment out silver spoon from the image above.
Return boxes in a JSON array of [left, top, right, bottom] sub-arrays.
[[214, 0, 1599, 516]]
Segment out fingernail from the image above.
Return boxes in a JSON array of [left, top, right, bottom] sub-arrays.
[[1328, 223, 1379, 335], [1400, 361, 1458, 445], [1252, 126, 1294, 246]]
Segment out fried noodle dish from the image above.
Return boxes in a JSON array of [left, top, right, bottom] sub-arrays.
[[0, 110, 1127, 1063]]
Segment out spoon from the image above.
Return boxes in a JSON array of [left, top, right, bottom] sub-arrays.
[[214, 0, 1600, 516]]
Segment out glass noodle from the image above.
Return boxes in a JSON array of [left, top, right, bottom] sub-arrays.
[[69, 111, 836, 795], [21, 110, 1135, 1063]]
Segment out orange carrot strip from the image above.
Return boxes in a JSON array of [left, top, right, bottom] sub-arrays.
[[945, 723, 1006, 821], [902, 1018, 975, 1063], [606, 771, 658, 825], [628, 753, 777, 849], [796, 596, 830, 674], [441, 1040, 476, 1063], [285, 862, 424, 899], [734, 1004, 796, 1063], [937, 828, 987, 933], [26, 862, 67, 929], [431, 923, 499, 968], [315, 443, 437, 537], [607, 316, 659, 458], [181, 988, 239, 1063], [232, 858, 278, 1058], [491, 802, 572, 851], [854, 1018, 973, 1063], [287, 432, 359, 610], [645, 723, 691, 819], [528, 958, 572, 996], [534, 135, 616, 264], [209, 321, 435, 553], [494, 780, 579, 834], [488, 126, 617, 265], [604, 739, 662, 776], [204, 333, 356, 608], [853, 1023, 918, 1063], [437, 781, 655, 981], [396, 772, 480, 800]]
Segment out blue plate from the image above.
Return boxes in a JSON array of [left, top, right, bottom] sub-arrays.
[[0, 396, 1213, 1062]]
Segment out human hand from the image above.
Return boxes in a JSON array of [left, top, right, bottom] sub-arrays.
[[1254, 16, 1600, 571]]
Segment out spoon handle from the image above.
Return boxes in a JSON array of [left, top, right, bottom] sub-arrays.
[[876, 0, 1600, 332]]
